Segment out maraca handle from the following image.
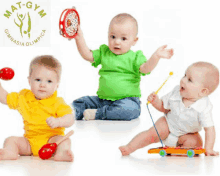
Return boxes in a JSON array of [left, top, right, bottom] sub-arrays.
[[56, 130, 74, 145]]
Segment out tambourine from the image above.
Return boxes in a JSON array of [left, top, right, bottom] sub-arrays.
[[59, 7, 80, 39]]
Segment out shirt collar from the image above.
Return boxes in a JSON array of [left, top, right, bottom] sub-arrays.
[[169, 88, 210, 113], [190, 97, 210, 112], [26, 90, 57, 106]]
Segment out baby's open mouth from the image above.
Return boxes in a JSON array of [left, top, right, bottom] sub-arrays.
[[114, 47, 120, 50]]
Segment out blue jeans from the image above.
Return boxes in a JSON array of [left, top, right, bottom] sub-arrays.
[[72, 96, 141, 121]]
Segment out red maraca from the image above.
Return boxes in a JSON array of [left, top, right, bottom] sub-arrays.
[[0, 67, 15, 80], [38, 130, 74, 160]]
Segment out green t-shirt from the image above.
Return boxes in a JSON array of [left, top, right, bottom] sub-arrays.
[[92, 44, 149, 101]]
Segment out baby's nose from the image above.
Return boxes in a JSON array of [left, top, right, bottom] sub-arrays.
[[115, 38, 121, 44], [40, 82, 46, 87], [181, 77, 186, 83]]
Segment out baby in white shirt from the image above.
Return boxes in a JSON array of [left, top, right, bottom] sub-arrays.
[[119, 61, 219, 156]]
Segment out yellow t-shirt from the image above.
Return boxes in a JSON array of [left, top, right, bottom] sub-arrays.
[[7, 89, 73, 138]]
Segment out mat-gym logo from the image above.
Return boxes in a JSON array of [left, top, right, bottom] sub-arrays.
[[3, 1, 49, 47]]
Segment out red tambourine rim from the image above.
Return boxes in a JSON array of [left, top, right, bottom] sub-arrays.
[[59, 8, 80, 39], [59, 9, 68, 29]]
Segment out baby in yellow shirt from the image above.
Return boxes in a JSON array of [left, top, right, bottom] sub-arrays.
[[0, 55, 74, 162]]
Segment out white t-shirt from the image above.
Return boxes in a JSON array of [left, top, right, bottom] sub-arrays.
[[161, 85, 214, 137]]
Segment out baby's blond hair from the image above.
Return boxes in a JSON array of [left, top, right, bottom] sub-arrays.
[[110, 13, 138, 35], [29, 55, 62, 82], [192, 62, 219, 94]]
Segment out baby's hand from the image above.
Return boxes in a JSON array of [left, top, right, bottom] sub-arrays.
[[155, 45, 174, 59], [74, 25, 83, 40], [205, 149, 219, 156], [46, 117, 60, 129], [147, 92, 159, 105]]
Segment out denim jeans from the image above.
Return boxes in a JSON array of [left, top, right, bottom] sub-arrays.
[[72, 96, 141, 121]]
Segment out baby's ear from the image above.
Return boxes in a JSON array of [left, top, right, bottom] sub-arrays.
[[56, 80, 60, 89], [133, 37, 139, 46], [28, 76, 30, 85], [201, 88, 209, 96]]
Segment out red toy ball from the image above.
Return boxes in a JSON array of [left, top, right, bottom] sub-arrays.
[[0, 67, 15, 80]]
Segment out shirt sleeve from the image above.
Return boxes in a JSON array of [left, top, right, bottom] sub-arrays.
[[56, 98, 73, 117], [135, 50, 149, 76], [199, 102, 214, 127], [7, 92, 19, 110], [161, 86, 179, 110], [91, 44, 108, 68]]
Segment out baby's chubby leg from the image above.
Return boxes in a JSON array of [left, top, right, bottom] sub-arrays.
[[177, 133, 203, 148], [48, 135, 73, 162], [119, 116, 169, 156], [0, 136, 32, 160]]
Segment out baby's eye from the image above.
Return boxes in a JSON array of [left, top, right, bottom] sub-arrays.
[[188, 78, 192, 82], [35, 79, 41, 82], [122, 37, 127, 41], [47, 80, 52, 83], [110, 35, 115, 39]]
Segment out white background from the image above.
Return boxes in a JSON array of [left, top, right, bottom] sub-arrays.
[[0, 0, 220, 175]]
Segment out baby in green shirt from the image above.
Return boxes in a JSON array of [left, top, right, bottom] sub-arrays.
[[72, 13, 174, 121]]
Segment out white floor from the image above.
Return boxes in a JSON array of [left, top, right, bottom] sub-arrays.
[[0, 106, 220, 176]]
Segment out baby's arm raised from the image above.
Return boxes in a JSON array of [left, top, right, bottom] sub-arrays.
[[0, 82, 8, 105], [140, 45, 173, 74], [74, 25, 93, 62], [46, 114, 75, 129], [204, 126, 219, 156]]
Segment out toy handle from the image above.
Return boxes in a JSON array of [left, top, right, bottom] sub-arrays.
[[147, 83, 167, 105], [56, 130, 74, 145], [147, 72, 173, 105]]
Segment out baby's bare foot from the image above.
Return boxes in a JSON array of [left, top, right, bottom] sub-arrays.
[[0, 149, 18, 160], [83, 109, 97, 120], [54, 150, 74, 162], [119, 145, 133, 156]]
